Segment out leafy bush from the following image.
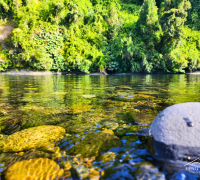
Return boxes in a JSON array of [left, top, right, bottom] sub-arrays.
[[0, 0, 200, 73]]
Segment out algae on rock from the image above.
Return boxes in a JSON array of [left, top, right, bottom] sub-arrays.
[[5, 158, 64, 180], [61, 123, 94, 134], [66, 129, 122, 157], [21, 113, 71, 129], [0, 150, 52, 168], [0, 125, 65, 152]]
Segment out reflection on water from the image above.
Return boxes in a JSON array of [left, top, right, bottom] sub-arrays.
[[0, 74, 200, 179]]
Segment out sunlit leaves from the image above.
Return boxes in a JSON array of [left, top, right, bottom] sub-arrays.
[[0, 0, 9, 12], [0, 0, 200, 73]]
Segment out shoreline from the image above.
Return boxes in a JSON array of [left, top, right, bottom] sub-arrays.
[[0, 70, 200, 75]]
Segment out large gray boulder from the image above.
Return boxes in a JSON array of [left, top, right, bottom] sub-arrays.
[[150, 102, 200, 160]]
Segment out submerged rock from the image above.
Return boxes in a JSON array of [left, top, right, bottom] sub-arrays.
[[101, 162, 165, 180], [105, 123, 119, 131], [115, 124, 149, 136], [67, 129, 122, 157], [21, 114, 70, 129], [69, 102, 92, 113], [1, 122, 21, 135], [63, 123, 94, 134], [118, 85, 132, 89], [82, 94, 96, 98], [135, 162, 165, 180], [0, 125, 65, 152], [150, 102, 200, 160], [5, 158, 64, 180], [97, 151, 116, 162]]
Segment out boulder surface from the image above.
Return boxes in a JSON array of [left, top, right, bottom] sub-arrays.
[[150, 102, 200, 160]]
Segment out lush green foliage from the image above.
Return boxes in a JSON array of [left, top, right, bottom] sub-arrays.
[[0, 0, 200, 73]]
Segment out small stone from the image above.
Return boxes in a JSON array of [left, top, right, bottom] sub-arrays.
[[98, 152, 116, 162], [119, 86, 132, 89], [101, 128, 114, 135], [135, 162, 165, 180], [83, 95, 95, 98], [101, 171, 104, 176], [16, 152, 24, 156], [64, 171, 71, 178], [89, 169, 100, 176], [105, 123, 119, 131], [54, 152, 62, 158], [64, 161, 72, 170]]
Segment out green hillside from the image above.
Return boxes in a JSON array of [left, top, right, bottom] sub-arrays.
[[0, 0, 200, 73]]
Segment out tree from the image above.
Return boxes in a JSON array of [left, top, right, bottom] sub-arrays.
[[159, 0, 191, 50], [0, 0, 9, 13], [137, 0, 161, 43], [187, 0, 200, 30], [134, 0, 162, 73], [155, 0, 164, 8], [157, 0, 192, 73]]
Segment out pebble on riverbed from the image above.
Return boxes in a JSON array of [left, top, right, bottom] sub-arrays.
[[150, 102, 200, 160]]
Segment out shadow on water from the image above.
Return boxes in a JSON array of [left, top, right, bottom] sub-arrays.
[[0, 74, 200, 179]]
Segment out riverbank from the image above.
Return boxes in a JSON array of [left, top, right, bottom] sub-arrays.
[[0, 70, 200, 75], [0, 70, 107, 75], [186, 71, 200, 74]]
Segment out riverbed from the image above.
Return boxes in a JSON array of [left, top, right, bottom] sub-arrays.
[[0, 74, 199, 179]]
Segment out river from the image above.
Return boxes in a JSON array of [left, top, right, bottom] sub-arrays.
[[0, 74, 199, 179]]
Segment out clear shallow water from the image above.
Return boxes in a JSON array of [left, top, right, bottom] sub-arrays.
[[0, 74, 200, 179]]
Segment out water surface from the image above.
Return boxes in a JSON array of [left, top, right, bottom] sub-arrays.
[[0, 74, 200, 179]]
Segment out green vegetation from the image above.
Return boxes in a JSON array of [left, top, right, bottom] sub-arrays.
[[0, 0, 200, 73]]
